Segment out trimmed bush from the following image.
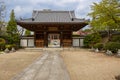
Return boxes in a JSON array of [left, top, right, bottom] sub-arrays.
[[94, 43, 103, 50], [104, 42, 120, 53], [12, 44, 17, 49], [84, 33, 101, 48], [5, 44, 13, 50], [84, 34, 93, 48], [0, 38, 6, 50], [110, 35, 120, 43]]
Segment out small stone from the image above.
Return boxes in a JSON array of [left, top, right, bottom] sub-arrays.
[[117, 49, 120, 57], [11, 47, 16, 52], [95, 48, 99, 53], [117, 49, 120, 54], [4, 48, 10, 53], [91, 47, 95, 52], [106, 50, 113, 56]]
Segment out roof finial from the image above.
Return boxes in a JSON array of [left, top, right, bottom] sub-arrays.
[[32, 18, 34, 21]]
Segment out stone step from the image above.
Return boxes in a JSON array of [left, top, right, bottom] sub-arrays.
[[18, 47, 82, 52]]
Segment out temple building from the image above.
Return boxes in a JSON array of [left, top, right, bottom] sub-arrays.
[[17, 10, 88, 47]]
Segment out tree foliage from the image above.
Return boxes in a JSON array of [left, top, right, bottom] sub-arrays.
[[7, 9, 17, 34], [84, 33, 102, 48], [0, 1, 6, 34], [104, 42, 120, 53], [93, 43, 103, 50], [0, 38, 5, 50], [110, 35, 120, 42], [6, 10, 19, 44], [84, 34, 93, 48], [89, 0, 120, 31], [25, 29, 31, 36]]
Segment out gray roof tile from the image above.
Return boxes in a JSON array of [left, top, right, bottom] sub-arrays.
[[18, 10, 86, 23]]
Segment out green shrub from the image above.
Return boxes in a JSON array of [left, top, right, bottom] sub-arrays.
[[84, 34, 92, 48], [5, 44, 13, 50], [0, 38, 6, 50], [104, 42, 120, 53], [94, 43, 103, 50], [12, 44, 16, 48], [110, 35, 120, 43], [84, 33, 101, 48], [11, 44, 19, 50]]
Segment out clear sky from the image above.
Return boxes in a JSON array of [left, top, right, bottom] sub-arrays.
[[4, 0, 101, 21]]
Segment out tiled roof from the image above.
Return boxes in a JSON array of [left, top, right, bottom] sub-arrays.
[[19, 10, 87, 23]]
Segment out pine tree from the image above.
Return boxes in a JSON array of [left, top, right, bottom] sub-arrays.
[[7, 9, 19, 44], [7, 9, 17, 34], [0, 1, 6, 35]]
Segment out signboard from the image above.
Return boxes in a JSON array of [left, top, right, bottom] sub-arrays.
[[48, 27, 58, 31]]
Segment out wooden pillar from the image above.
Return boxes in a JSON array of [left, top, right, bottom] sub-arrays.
[[34, 31, 36, 47], [44, 32, 47, 47], [71, 31, 73, 47], [60, 32, 63, 47]]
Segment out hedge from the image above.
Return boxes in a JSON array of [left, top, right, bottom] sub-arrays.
[[94, 43, 103, 50], [104, 42, 120, 53]]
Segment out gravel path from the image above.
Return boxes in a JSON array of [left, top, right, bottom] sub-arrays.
[[12, 51, 70, 80]]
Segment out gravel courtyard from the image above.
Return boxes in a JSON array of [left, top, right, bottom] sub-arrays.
[[61, 49, 120, 80], [0, 51, 41, 80], [0, 49, 120, 80]]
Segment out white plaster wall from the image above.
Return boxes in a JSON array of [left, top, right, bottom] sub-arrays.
[[28, 39, 34, 47], [80, 39, 84, 47], [20, 39, 27, 47], [73, 39, 80, 47]]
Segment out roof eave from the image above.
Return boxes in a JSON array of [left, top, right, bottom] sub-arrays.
[[16, 21, 88, 25]]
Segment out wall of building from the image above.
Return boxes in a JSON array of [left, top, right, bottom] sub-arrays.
[[72, 37, 84, 47], [20, 36, 85, 48], [20, 37, 34, 47]]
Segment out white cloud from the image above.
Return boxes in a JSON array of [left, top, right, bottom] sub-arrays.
[[14, 6, 22, 15], [29, 0, 85, 8], [14, 6, 33, 18], [75, 0, 100, 18], [5, 0, 101, 20]]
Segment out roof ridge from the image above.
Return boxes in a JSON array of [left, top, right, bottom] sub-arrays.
[[33, 10, 74, 13]]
